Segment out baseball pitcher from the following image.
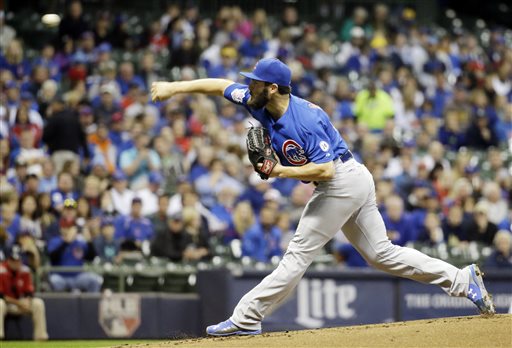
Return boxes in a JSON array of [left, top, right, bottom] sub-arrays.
[[151, 58, 495, 336]]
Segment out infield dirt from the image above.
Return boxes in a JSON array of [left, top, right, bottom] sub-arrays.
[[118, 314, 511, 348]]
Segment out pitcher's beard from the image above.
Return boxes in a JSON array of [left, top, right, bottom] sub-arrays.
[[247, 88, 270, 109]]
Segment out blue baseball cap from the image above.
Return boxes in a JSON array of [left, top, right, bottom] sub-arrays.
[[112, 170, 127, 181], [5, 80, 18, 89], [20, 91, 34, 100], [240, 58, 291, 87], [101, 216, 115, 227], [149, 171, 163, 184]]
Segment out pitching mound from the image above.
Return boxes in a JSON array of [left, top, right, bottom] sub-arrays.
[[120, 314, 511, 348]]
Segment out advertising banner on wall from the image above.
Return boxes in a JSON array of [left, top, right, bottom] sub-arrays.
[[399, 280, 512, 320], [230, 277, 396, 331]]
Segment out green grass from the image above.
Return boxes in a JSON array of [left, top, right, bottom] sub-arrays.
[[0, 340, 161, 348]]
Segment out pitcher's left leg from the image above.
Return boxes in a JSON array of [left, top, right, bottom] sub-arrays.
[[341, 167, 495, 314]]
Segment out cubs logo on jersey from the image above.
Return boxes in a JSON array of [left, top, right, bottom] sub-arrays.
[[282, 139, 307, 165]]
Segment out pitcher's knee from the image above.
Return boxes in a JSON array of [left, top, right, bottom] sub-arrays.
[[364, 242, 400, 268]]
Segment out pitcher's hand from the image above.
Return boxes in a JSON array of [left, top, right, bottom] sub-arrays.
[[151, 82, 177, 102]]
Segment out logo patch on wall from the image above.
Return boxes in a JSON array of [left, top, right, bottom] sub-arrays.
[[282, 139, 307, 165], [319, 141, 329, 152], [99, 293, 141, 337]]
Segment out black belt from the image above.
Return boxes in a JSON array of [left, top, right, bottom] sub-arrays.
[[339, 150, 353, 163]]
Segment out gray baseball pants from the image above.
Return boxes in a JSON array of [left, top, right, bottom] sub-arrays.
[[230, 158, 470, 330]]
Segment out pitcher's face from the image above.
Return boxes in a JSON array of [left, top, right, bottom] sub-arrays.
[[248, 80, 271, 109]]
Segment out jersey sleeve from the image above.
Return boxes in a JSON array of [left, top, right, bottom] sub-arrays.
[[224, 83, 267, 125], [303, 112, 337, 164], [224, 83, 250, 107]]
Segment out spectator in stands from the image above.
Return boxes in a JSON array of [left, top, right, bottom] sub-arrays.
[[37, 193, 57, 238], [484, 230, 512, 269], [16, 230, 41, 272], [39, 157, 57, 193], [354, 80, 394, 132], [182, 207, 211, 262], [120, 133, 161, 190], [92, 12, 112, 46], [466, 201, 498, 246], [137, 171, 163, 216], [47, 224, 101, 293], [149, 194, 170, 237], [9, 104, 43, 150], [88, 122, 117, 174], [77, 105, 96, 135], [23, 173, 40, 197], [150, 212, 191, 262], [7, 158, 28, 193], [211, 187, 239, 243], [3, 79, 20, 108], [238, 173, 275, 215], [42, 103, 91, 174], [416, 212, 445, 246], [44, 198, 78, 243], [169, 32, 201, 68], [58, 0, 90, 46], [465, 113, 499, 149], [279, 5, 302, 43], [479, 182, 508, 227], [242, 205, 282, 263], [114, 197, 153, 246], [381, 194, 415, 246], [93, 217, 118, 263], [50, 172, 78, 212], [0, 11, 16, 53], [207, 44, 239, 80], [481, 147, 510, 183], [117, 61, 145, 95], [339, 7, 369, 42], [228, 200, 255, 243], [239, 30, 268, 62], [0, 203, 19, 248], [0, 245, 49, 341], [11, 129, 45, 178], [442, 204, 471, 245], [0, 39, 31, 80], [75, 197, 93, 233], [108, 170, 134, 216], [93, 83, 121, 124], [139, 51, 162, 91], [18, 194, 41, 240], [188, 146, 215, 182], [81, 175, 102, 216], [438, 107, 466, 150], [0, 139, 10, 176], [125, 89, 159, 131], [194, 158, 243, 208]]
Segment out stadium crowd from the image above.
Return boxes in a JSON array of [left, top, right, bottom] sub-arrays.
[[0, 0, 511, 293]]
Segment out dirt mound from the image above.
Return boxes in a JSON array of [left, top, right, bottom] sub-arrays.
[[120, 314, 511, 348]]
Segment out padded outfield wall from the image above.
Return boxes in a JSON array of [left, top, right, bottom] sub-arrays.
[[5, 269, 511, 340]]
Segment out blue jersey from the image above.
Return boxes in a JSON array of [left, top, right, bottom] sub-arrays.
[[224, 83, 349, 166]]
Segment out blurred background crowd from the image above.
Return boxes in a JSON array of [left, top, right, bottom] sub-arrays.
[[0, 0, 511, 293]]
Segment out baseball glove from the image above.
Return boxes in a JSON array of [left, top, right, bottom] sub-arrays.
[[246, 127, 277, 180]]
